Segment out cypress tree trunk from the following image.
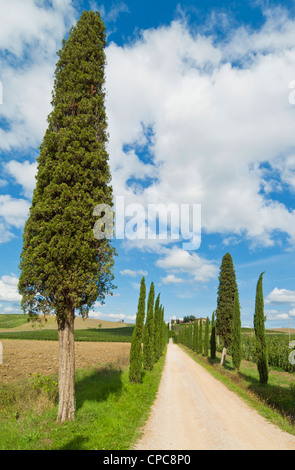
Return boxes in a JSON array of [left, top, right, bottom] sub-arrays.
[[57, 307, 75, 422], [220, 347, 227, 366]]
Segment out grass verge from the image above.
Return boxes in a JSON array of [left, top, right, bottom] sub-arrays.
[[179, 345, 295, 436], [0, 353, 166, 450]]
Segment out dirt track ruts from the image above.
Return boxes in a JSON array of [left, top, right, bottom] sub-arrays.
[[134, 343, 295, 450]]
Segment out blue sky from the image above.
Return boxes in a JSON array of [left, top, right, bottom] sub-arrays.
[[1, 0, 295, 328]]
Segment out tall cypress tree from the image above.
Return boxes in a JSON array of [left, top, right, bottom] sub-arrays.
[[18, 11, 115, 422], [216, 252, 237, 365], [231, 289, 242, 371], [198, 319, 203, 355], [210, 311, 216, 360], [153, 293, 161, 361], [160, 305, 167, 353], [143, 282, 155, 370], [254, 272, 268, 384], [204, 317, 210, 357], [129, 277, 146, 383], [194, 319, 199, 352]]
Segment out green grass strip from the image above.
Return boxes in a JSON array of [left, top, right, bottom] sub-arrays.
[[0, 353, 166, 450]]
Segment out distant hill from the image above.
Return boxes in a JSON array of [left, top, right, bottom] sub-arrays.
[[269, 327, 295, 334], [0, 314, 128, 332]]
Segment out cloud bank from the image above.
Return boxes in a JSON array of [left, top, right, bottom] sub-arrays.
[[105, 9, 295, 250]]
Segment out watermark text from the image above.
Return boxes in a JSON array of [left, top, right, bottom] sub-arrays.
[[93, 196, 201, 250]]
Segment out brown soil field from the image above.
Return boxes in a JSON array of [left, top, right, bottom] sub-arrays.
[[270, 328, 295, 334], [0, 340, 131, 383]]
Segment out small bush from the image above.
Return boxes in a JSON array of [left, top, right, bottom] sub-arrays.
[[30, 373, 58, 401]]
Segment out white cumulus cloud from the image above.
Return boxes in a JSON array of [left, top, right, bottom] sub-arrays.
[[156, 247, 218, 283], [0, 275, 21, 302], [161, 274, 184, 285], [120, 269, 148, 277], [105, 10, 295, 249], [265, 287, 295, 304]]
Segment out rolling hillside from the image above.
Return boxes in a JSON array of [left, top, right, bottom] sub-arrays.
[[0, 314, 128, 332]]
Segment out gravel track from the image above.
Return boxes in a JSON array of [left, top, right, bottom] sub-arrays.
[[134, 343, 295, 450]]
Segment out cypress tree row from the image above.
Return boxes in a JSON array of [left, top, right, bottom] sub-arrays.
[[231, 289, 242, 371], [143, 282, 155, 370], [216, 252, 238, 366], [129, 277, 146, 383], [210, 311, 216, 360], [18, 11, 115, 422], [204, 317, 210, 357], [130, 282, 167, 380], [254, 272, 269, 384]]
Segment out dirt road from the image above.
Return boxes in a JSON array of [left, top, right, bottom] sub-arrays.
[[134, 343, 295, 450]]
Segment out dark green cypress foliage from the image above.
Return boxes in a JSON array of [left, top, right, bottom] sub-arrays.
[[143, 282, 155, 370], [129, 277, 146, 383], [163, 309, 168, 349], [18, 11, 115, 422], [184, 325, 188, 346], [210, 311, 217, 360], [254, 273, 268, 384], [216, 252, 237, 365], [194, 320, 199, 352], [188, 324, 193, 348], [198, 319, 203, 355], [153, 294, 161, 361], [187, 324, 191, 348], [231, 289, 242, 371], [159, 305, 166, 353], [204, 317, 210, 356]]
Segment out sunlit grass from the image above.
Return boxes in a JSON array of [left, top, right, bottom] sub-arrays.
[[0, 355, 165, 450]]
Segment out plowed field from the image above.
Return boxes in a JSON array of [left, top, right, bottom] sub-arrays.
[[0, 339, 130, 383]]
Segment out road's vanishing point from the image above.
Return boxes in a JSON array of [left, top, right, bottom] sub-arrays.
[[134, 343, 295, 450]]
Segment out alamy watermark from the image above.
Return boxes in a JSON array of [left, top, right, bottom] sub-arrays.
[[0, 341, 2, 365], [93, 196, 201, 250], [0, 81, 2, 105]]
